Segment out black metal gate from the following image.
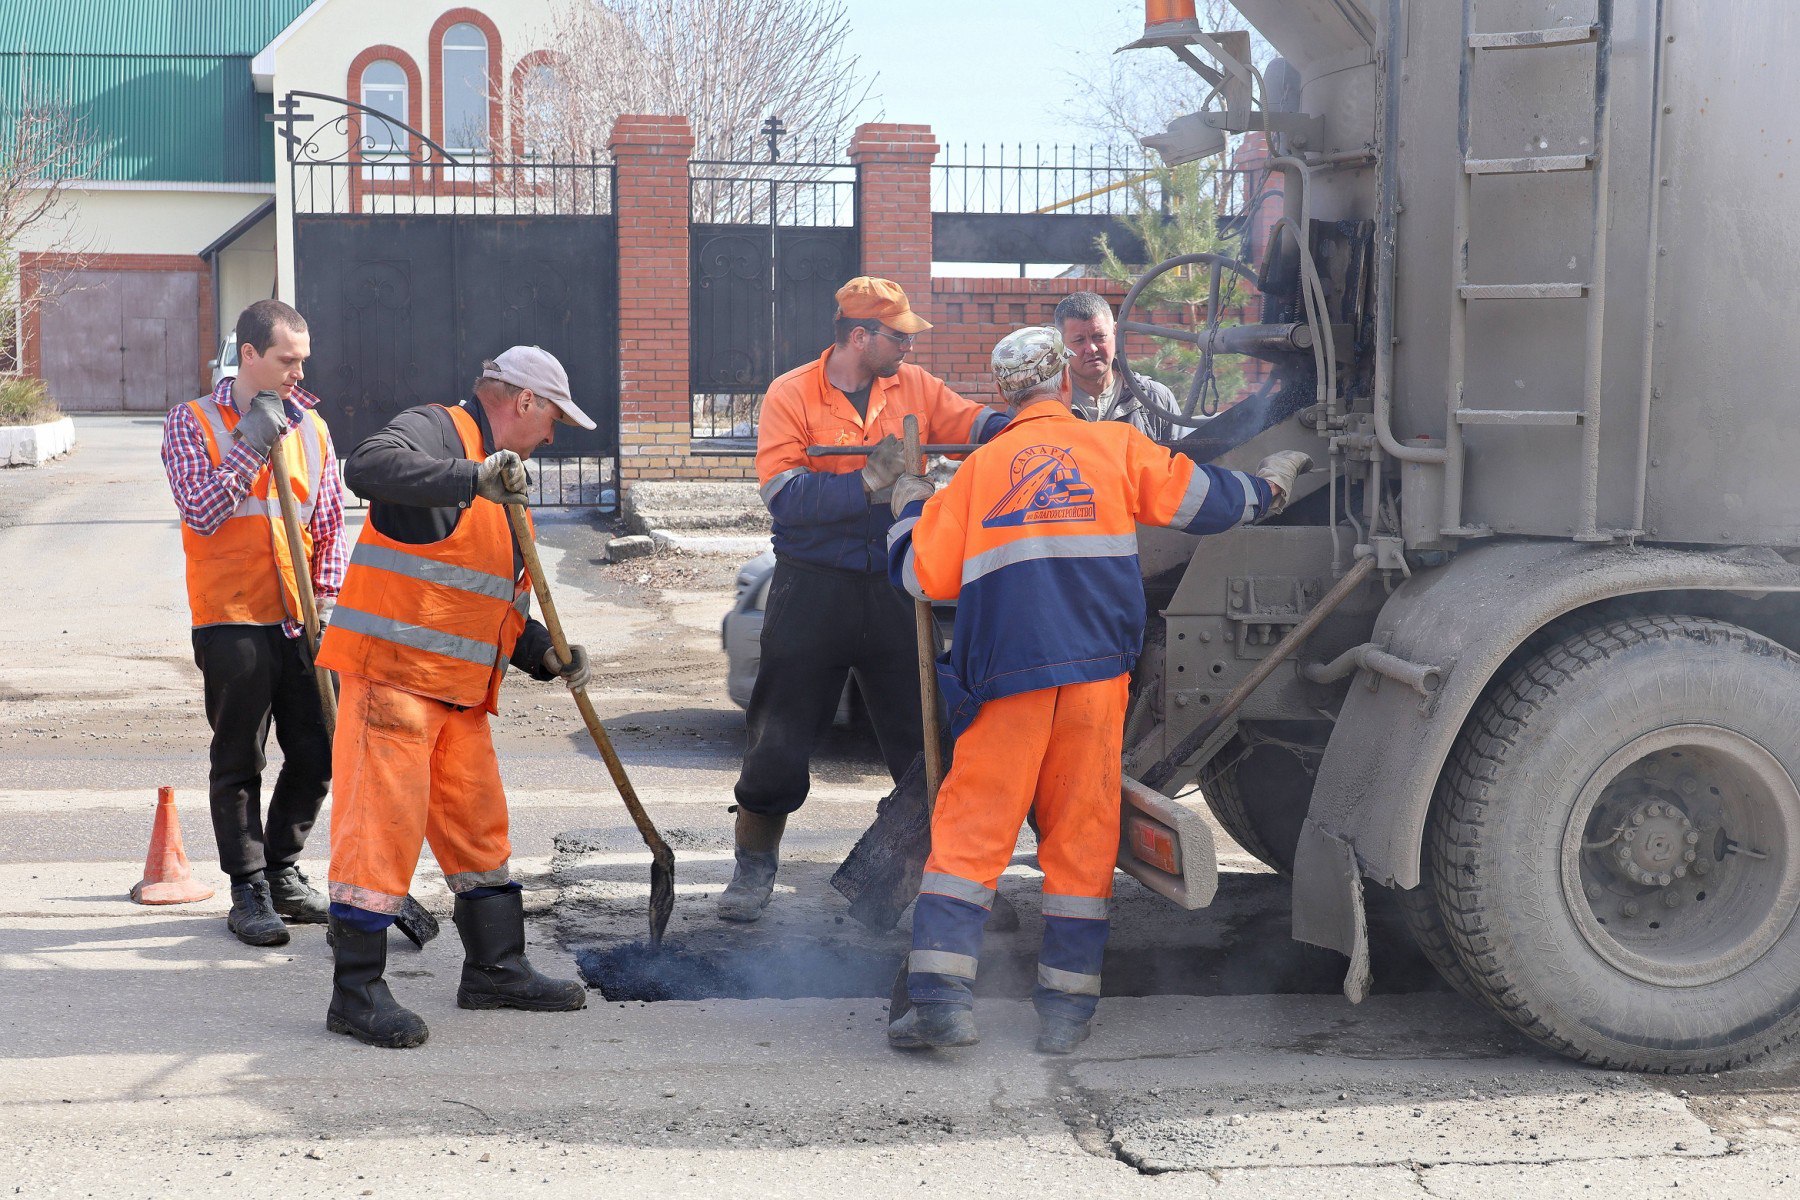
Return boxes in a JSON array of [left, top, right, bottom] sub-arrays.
[[279, 92, 618, 503], [689, 142, 858, 449]]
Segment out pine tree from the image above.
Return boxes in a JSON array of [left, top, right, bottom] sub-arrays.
[[1096, 163, 1248, 417]]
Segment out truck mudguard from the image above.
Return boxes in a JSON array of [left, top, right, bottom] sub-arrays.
[[1293, 539, 1800, 998]]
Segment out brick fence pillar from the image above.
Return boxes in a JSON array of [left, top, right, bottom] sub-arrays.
[[609, 114, 696, 488], [847, 123, 939, 314]]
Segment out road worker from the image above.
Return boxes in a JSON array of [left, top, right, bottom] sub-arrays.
[[315, 346, 593, 1048], [161, 299, 341, 946], [720, 277, 1011, 923], [1053, 290, 1176, 438], [885, 326, 1310, 1054]]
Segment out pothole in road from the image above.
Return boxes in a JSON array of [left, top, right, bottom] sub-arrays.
[[570, 874, 1443, 1002]]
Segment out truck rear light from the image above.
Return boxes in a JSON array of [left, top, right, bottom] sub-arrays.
[[1126, 813, 1182, 876]]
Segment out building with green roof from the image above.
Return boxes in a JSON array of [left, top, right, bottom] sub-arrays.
[[6, 1, 559, 411]]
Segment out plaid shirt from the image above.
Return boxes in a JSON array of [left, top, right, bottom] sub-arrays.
[[161, 377, 347, 639]]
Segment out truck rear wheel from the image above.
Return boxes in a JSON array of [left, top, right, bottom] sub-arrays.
[[1427, 615, 1800, 1071], [1199, 730, 1319, 875]]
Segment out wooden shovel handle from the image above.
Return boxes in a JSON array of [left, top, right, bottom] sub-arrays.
[[268, 437, 337, 736], [504, 503, 671, 858], [901, 415, 943, 803]]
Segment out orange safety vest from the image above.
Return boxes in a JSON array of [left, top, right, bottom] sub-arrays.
[[316, 405, 532, 712], [181, 395, 328, 628]]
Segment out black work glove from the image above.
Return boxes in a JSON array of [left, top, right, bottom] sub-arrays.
[[234, 390, 288, 459]]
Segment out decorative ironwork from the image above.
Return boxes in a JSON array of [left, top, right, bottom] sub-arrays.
[[282, 92, 620, 506]]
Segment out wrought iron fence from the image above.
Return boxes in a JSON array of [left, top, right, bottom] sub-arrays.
[[688, 155, 857, 226], [688, 129, 859, 451], [340, 455, 617, 511], [934, 143, 1165, 215], [281, 91, 614, 218]]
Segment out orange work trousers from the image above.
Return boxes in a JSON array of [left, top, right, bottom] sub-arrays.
[[910, 674, 1127, 1019], [923, 673, 1128, 900], [327, 672, 511, 915]]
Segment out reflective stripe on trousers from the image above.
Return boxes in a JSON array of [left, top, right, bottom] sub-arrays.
[[907, 675, 1128, 1020]]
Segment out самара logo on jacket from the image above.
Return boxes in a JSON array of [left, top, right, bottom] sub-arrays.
[[981, 445, 1098, 528]]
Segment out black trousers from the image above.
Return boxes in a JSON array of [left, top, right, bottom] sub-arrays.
[[190, 624, 331, 884], [734, 560, 926, 816]]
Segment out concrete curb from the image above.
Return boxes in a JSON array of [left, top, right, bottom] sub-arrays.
[[648, 529, 772, 555], [0, 416, 76, 467]]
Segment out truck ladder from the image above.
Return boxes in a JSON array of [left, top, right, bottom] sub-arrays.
[[1443, 2, 1621, 542]]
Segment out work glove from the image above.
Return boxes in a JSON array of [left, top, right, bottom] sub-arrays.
[[860, 434, 908, 497], [315, 596, 336, 630], [543, 643, 592, 691], [890, 473, 936, 517], [475, 450, 530, 505], [234, 389, 289, 460], [1254, 450, 1313, 515]]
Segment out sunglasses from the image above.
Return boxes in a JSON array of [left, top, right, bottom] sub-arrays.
[[868, 327, 915, 349]]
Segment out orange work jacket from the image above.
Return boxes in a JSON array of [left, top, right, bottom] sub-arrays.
[[755, 347, 1006, 572], [317, 405, 532, 712], [180, 395, 329, 628], [888, 399, 1272, 734]]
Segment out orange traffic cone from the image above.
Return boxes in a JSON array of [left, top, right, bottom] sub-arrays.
[[130, 786, 215, 905]]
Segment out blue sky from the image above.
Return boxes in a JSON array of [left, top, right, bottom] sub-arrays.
[[842, 0, 1151, 149]]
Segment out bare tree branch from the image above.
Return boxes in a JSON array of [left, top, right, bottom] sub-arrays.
[[0, 78, 95, 372], [1060, 1, 1273, 147], [531, 0, 872, 173]]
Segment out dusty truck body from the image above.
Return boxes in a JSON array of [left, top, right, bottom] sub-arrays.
[[1113, 0, 1800, 1071]]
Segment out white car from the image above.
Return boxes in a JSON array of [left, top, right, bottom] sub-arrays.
[[208, 332, 240, 393]]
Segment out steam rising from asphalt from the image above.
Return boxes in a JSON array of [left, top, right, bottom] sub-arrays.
[[573, 880, 1447, 1003]]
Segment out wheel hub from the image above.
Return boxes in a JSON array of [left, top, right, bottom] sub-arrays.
[[1606, 797, 1701, 887], [1562, 726, 1800, 988]]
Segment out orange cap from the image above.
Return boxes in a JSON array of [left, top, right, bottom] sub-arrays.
[[834, 277, 931, 335]]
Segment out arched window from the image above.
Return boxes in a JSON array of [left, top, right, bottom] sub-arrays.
[[441, 22, 491, 158], [359, 60, 408, 176], [519, 62, 563, 160]]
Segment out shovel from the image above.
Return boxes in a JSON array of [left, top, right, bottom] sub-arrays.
[[264, 397, 439, 948], [504, 502, 676, 947]]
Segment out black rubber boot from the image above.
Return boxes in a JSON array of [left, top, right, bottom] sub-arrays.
[[325, 918, 429, 1048], [717, 810, 787, 922], [887, 1002, 980, 1050], [227, 880, 290, 947], [1035, 1012, 1093, 1056], [453, 889, 587, 1012], [266, 866, 329, 924]]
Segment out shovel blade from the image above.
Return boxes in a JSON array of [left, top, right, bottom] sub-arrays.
[[647, 848, 676, 948]]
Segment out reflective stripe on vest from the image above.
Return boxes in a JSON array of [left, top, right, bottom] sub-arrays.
[[315, 404, 533, 712], [180, 395, 328, 628]]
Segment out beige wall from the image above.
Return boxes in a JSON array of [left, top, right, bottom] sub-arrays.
[[268, 1, 557, 299], [15, 188, 271, 257], [216, 213, 277, 337]]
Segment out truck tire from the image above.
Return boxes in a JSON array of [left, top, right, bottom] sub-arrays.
[[1427, 615, 1800, 1071], [1199, 732, 1317, 875], [1392, 879, 1485, 1004]]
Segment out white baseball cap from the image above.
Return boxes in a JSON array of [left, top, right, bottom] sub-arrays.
[[482, 346, 596, 430]]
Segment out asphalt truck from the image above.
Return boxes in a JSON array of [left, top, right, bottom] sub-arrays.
[[1111, 0, 1800, 1072]]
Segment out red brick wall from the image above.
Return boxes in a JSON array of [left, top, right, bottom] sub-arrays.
[[848, 124, 937, 310], [913, 277, 1130, 401], [610, 113, 756, 484]]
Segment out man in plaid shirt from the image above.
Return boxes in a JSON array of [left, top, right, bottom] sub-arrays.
[[161, 299, 346, 946]]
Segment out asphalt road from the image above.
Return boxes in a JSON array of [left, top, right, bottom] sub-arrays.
[[5, 417, 1800, 1198]]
